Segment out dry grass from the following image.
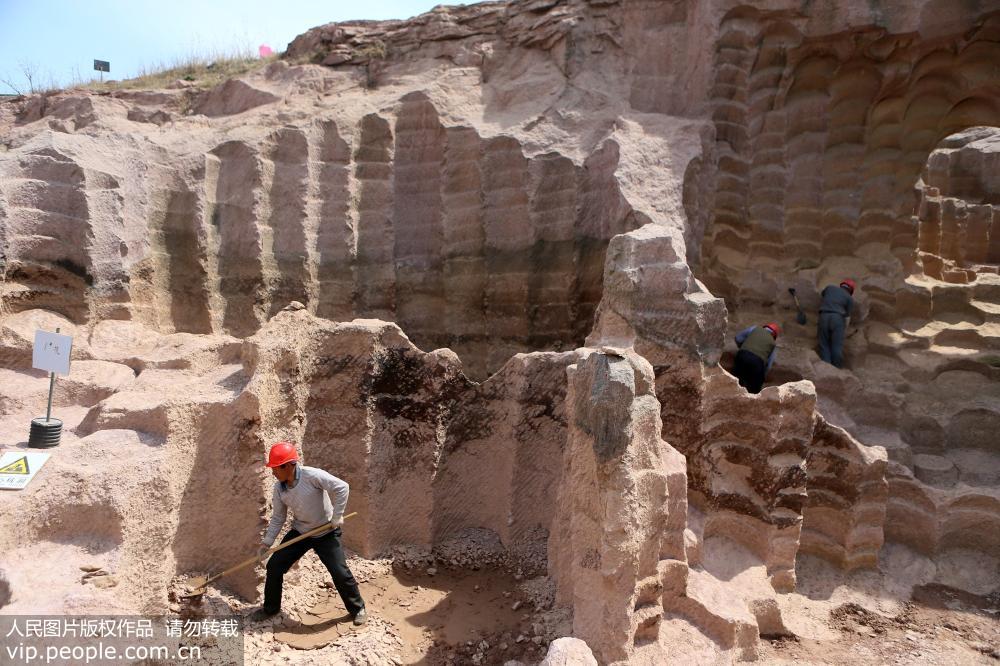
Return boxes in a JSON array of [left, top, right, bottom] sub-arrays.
[[73, 48, 278, 92]]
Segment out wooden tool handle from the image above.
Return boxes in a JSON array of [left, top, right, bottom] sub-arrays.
[[266, 511, 358, 553], [202, 511, 358, 587]]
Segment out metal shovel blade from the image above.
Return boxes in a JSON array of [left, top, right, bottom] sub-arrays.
[[180, 576, 209, 599]]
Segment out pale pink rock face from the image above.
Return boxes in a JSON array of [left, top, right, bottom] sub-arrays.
[[1, 0, 999, 663]]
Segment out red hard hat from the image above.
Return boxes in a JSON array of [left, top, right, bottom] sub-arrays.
[[840, 279, 856, 294], [763, 322, 781, 338], [267, 442, 299, 468]]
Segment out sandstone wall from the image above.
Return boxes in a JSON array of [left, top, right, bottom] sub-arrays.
[[886, 460, 1000, 560], [0, 102, 638, 380], [697, 8, 1000, 318], [650, 357, 814, 592], [916, 127, 1000, 284]]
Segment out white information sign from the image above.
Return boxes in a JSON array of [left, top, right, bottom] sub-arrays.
[[32, 330, 73, 376], [0, 451, 50, 490]]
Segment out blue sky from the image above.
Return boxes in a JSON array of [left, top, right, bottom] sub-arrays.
[[0, 1, 471, 93]]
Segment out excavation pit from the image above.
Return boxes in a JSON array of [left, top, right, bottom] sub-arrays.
[[267, 566, 554, 665]]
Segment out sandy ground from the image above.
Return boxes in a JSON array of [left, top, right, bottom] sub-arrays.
[[1, 543, 131, 614], [174, 539, 997, 665], [757, 549, 1000, 665], [759, 593, 1000, 665], [176, 548, 564, 666], [266, 566, 552, 664]]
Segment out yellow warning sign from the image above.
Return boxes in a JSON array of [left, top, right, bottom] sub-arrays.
[[0, 456, 29, 475]]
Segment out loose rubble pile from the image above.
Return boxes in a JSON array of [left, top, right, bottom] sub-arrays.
[[1, 0, 999, 663]]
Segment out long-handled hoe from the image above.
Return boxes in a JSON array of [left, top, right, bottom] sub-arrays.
[[181, 512, 358, 600], [788, 288, 808, 325]]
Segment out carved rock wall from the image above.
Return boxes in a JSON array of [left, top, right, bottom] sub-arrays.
[[652, 358, 814, 592], [698, 8, 1000, 318], [0, 99, 638, 381]]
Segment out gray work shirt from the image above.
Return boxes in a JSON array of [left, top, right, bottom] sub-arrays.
[[819, 285, 854, 318], [262, 465, 349, 546]]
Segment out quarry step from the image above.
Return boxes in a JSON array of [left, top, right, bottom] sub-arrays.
[[969, 300, 1000, 324], [667, 569, 758, 660], [865, 322, 926, 354], [851, 426, 910, 467], [913, 454, 958, 488], [945, 448, 1000, 486]]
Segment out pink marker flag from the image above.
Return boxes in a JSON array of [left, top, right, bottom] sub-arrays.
[[259, 44, 274, 58]]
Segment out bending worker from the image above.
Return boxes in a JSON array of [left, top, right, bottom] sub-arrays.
[[818, 278, 855, 368], [249, 442, 367, 625], [732, 322, 780, 394]]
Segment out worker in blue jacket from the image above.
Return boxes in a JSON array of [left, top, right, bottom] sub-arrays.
[[817, 278, 856, 368]]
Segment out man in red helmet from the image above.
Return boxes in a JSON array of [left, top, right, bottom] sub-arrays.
[[817, 279, 856, 368], [732, 322, 780, 394], [248, 442, 367, 625]]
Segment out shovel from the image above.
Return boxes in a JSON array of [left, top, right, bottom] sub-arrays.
[[788, 288, 807, 325], [181, 511, 358, 599]]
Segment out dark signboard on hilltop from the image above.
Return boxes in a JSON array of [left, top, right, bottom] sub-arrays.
[[93, 60, 110, 72]]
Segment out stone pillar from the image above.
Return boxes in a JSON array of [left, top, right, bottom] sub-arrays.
[[549, 348, 687, 664]]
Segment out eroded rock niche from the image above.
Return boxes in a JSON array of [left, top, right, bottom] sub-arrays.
[[245, 311, 697, 663], [243, 307, 575, 559]]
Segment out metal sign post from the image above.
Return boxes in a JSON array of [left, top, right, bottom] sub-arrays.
[[29, 327, 73, 448], [94, 59, 110, 83], [45, 355, 56, 421]]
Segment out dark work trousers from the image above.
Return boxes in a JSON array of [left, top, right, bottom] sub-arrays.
[[817, 312, 847, 368], [732, 349, 767, 394], [263, 528, 365, 616]]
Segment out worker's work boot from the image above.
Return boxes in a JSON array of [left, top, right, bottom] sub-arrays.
[[353, 608, 368, 626], [248, 607, 278, 623]]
